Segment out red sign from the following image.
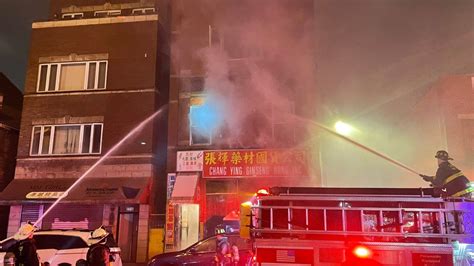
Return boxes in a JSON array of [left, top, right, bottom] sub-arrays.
[[203, 149, 309, 178], [412, 253, 453, 266]]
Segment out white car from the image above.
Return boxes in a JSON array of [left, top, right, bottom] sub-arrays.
[[0, 230, 122, 266]]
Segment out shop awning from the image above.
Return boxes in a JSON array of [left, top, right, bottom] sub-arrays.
[[0, 177, 151, 204], [170, 174, 198, 203]]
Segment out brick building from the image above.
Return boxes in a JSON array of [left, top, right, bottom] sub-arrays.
[[0, 0, 170, 262], [165, 0, 320, 250], [0, 73, 23, 239]]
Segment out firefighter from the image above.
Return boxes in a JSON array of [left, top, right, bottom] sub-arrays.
[[86, 226, 111, 266], [420, 150, 472, 198], [12, 222, 40, 266], [214, 226, 232, 266]]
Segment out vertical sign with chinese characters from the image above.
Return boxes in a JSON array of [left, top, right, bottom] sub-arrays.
[[165, 203, 175, 245], [202, 149, 309, 178], [177, 151, 204, 172]]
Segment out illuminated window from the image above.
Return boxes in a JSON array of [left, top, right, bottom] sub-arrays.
[[189, 104, 212, 145], [37, 61, 107, 92], [61, 13, 84, 19], [30, 123, 103, 156], [131, 8, 156, 15], [94, 10, 121, 17]]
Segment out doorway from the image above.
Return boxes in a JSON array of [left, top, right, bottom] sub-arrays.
[[117, 205, 139, 262], [177, 204, 199, 250]]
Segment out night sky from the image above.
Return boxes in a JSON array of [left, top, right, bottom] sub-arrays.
[[0, 0, 472, 97], [0, 0, 49, 90]]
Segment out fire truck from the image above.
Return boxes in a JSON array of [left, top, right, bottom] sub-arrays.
[[240, 187, 474, 266]]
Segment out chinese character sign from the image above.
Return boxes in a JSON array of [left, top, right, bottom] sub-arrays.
[[203, 149, 309, 178], [177, 151, 203, 172]]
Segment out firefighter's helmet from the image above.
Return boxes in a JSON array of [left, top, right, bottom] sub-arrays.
[[13, 222, 36, 240], [90, 226, 109, 240], [215, 225, 226, 235], [435, 150, 453, 161]]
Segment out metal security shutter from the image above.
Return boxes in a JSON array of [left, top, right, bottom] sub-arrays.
[[20, 204, 44, 227], [42, 204, 104, 230]]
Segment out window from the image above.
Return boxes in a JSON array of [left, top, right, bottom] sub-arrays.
[[94, 10, 121, 17], [61, 13, 84, 19], [37, 61, 107, 92], [31, 123, 103, 156], [189, 104, 212, 145], [192, 237, 216, 252], [131, 8, 156, 15], [34, 235, 88, 250]]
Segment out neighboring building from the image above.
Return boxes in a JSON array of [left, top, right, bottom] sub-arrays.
[[165, 0, 320, 251], [0, 73, 23, 239], [0, 0, 170, 262], [430, 75, 474, 178]]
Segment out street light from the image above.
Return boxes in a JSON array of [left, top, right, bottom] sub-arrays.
[[334, 121, 354, 136]]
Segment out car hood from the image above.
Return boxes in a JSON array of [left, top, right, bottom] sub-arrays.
[[150, 250, 183, 260]]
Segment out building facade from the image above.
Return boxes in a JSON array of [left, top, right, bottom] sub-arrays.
[[1, 0, 170, 262], [0, 73, 23, 239], [165, 0, 320, 251]]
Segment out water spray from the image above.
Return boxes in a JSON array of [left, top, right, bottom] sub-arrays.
[[33, 105, 168, 227], [300, 117, 421, 176]]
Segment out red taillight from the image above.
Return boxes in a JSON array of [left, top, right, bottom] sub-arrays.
[[353, 245, 372, 259]]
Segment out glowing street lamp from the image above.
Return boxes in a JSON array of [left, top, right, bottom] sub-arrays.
[[334, 121, 354, 136]]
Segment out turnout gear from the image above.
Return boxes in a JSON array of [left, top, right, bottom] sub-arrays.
[[12, 238, 40, 266], [421, 160, 472, 198]]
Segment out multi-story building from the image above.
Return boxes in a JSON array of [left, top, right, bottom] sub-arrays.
[[0, 73, 23, 239], [165, 0, 320, 250], [1, 0, 170, 262]]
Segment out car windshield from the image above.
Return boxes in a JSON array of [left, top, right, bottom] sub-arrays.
[[34, 235, 88, 250], [190, 237, 216, 252]]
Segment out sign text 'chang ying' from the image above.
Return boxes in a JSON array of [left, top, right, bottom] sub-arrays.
[[203, 149, 309, 178]]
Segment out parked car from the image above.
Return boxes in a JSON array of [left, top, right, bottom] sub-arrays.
[[0, 229, 122, 266], [148, 233, 254, 266]]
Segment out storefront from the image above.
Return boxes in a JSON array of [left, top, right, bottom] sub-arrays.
[[0, 177, 151, 263], [166, 149, 310, 251]]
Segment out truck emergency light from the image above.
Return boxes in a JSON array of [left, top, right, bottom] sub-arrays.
[[257, 188, 270, 196], [353, 245, 372, 259]]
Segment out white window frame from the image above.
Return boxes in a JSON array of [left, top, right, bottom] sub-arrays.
[[94, 10, 122, 17], [30, 123, 104, 156], [132, 8, 156, 15], [189, 105, 212, 146], [61, 13, 84, 19], [36, 60, 108, 92]]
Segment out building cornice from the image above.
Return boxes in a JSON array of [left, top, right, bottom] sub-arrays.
[[24, 88, 158, 98], [32, 14, 158, 29]]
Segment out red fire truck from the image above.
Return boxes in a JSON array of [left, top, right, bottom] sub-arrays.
[[240, 187, 474, 266]]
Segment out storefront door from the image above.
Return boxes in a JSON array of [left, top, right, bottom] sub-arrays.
[[177, 204, 199, 250], [117, 205, 138, 262]]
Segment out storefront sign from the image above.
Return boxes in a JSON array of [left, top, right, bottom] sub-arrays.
[[177, 151, 204, 172], [165, 203, 175, 245], [203, 149, 309, 178], [26, 191, 65, 199], [167, 173, 176, 200]]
